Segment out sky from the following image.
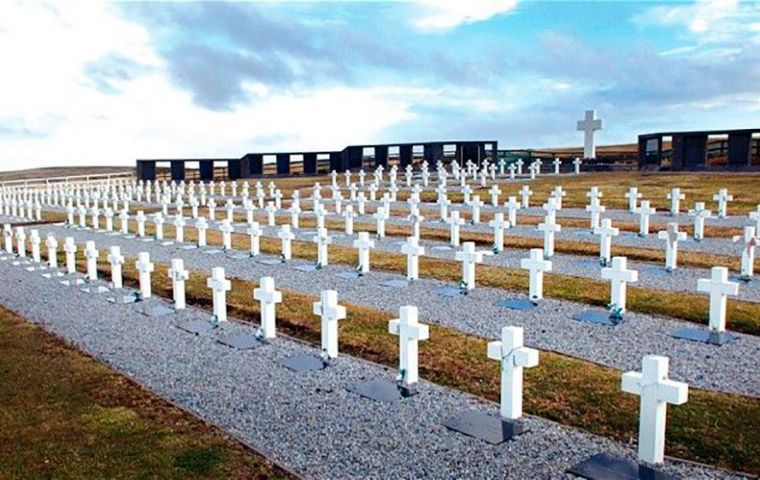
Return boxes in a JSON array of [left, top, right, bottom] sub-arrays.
[[0, 0, 759, 171]]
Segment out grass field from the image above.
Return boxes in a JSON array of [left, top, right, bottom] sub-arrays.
[[0, 306, 292, 479]]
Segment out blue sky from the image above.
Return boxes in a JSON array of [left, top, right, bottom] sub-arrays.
[[0, 0, 759, 171]]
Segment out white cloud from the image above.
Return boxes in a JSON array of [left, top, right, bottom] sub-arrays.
[[413, 0, 518, 31]]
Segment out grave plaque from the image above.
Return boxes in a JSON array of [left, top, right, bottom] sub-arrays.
[[568, 453, 677, 480], [177, 319, 217, 334], [380, 279, 410, 289], [435, 286, 463, 298], [217, 333, 260, 350], [443, 410, 526, 445], [205, 249, 224, 255], [107, 290, 139, 304], [336, 271, 361, 280], [281, 353, 326, 372], [669, 327, 739, 346], [494, 299, 536, 311], [573, 310, 620, 326], [347, 379, 414, 402], [141, 304, 175, 318], [258, 258, 284, 266], [293, 264, 319, 273]]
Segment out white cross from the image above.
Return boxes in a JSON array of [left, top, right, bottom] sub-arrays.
[[64, 237, 77, 274], [586, 186, 603, 204], [576, 109, 603, 159], [225, 199, 235, 222], [104, 208, 114, 232], [489, 185, 502, 207], [107, 245, 125, 289], [437, 193, 451, 222], [168, 258, 190, 310], [353, 231, 375, 274], [401, 235, 425, 281], [45, 234, 58, 269], [253, 276, 282, 339], [537, 217, 561, 257], [446, 210, 465, 246], [636, 200, 656, 236], [688, 202, 712, 241], [585, 198, 606, 231], [667, 188, 685, 215], [408, 212, 424, 240], [508, 163, 516, 180], [697, 266, 739, 332], [119, 209, 130, 234], [135, 252, 154, 299], [520, 185, 532, 208], [83, 240, 98, 280], [314, 289, 346, 359], [278, 224, 295, 261], [265, 201, 277, 227], [749, 205, 760, 232], [625, 187, 642, 213], [515, 158, 524, 176], [373, 206, 387, 238], [712, 188, 733, 218], [173, 214, 186, 243], [489, 212, 509, 253], [552, 157, 562, 175], [504, 196, 520, 227], [621, 355, 688, 465], [456, 241, 489, 291], [657, 223, 687, 270], [313, 227, 332, 267], [247, 221, 263, 257], [135, 211, 147, 237], [573, 157, 581, 174], [469, 195, 484, 224], [90, 207, 100, 230], [388, 305, 429, 386], [153, 212, 165, 240], [219, 219, 235, 250], [289, 203, 301, 229], [593, 218, 619, 266], [601, 256, 638, 313], [196, 217, 208, 247], [207, 267, 232, 322], [542, 197, 559, 223], [520, 248, 552, 300], [29, 229, 41, 263], [734, 226, 758, 279], [487, 326, 539, 420]]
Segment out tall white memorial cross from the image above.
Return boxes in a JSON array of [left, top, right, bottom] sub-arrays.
[[15, 227, 26, 257], [29, 230, 41, 263], [168, 258, 190, 310], [489, 185, 502, 207], [487, 326, 539, 420], [3, 224, 13, 254], [353, 231, 375, 274], [552, 157, 561, 175], [734, 226, 758, 278], [625, 187, 642, 213], [207, 267, 232, 322], [84, 241, 99, 281], [455, 241, 489, 291], [551, 186, 566, 210], [697, 266, 739, 333], [314, 289, 346, 359], [505, 196, 520, 227], [593, 218, 619, 266], [749, 205, 760, 232], [251, 276, 283, 339], [173, 214, 186, 243], [637, 200, 656, 236], [601, 256, 638, 313], [657, 223, 687, 271], [374, 206, 387, 238], [313, 227, 332, 267], [667, 188, 685, 215], [265, 201, 277, 226], [135, 252, 155, 299], [520, 248, 552, 300], [219, 219, 234, 250], [135, 211, 147, 237], [469, 195, 484, 224], [576, 109, 603, 159], [585, 198, 606, 231], [542, 198, 559, 223], [537, 217, 561, 257], [401, 236, 425, 281], [688, 202, 712, 241], [107, 245, 125, 289], [520, 185, 533, 208], [45, 234, 58, 269], [489, 212, 509, 253], [573, 157, 582, 174], [153, 213, 165, 240], [278, 224, 295, 261], [621, 355, 688, 465], [388, 306, 429, 386], [343, 205, 355, 235], [64, 237, 77, 274], [196, 217, 208, 247], [446, 210, 465, 246], [713, 188, 733, 218], [247, 222, 263, 257]]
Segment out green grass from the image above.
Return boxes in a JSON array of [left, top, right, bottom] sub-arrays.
[[0, 306, 293, 480]]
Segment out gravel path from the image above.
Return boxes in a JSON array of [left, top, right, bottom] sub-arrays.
[[0, 254, 743, 479], [42, 223, 760, 397]]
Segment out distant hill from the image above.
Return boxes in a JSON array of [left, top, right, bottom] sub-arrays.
[[0, 166, 134, 182]]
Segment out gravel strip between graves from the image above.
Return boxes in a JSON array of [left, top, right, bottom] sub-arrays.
[[0, 255, 742, 479], [43, 224, 760, 397]]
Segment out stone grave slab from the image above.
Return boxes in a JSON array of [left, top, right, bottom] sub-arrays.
[[574, 259, 600, 269], [281, 353, 326, 372], [25, 264, 48, 272], [141, 304, 175, 318], [347, 380, 413, 402], [106, 232, 121, 237], [293, 264, 319, 273], [567, 453, 677, 480], [442, 410, 526, 445], [205, 249, 224, 255], [573, 310, 620, 326], [217, 333, 260, 350], [670, 327, 739, 346], [226, 252, 250, 260], [12, 260, 31, 266], [60, 278, 86, 287], [180, 244, 198, 250], [81, 285, 110, 294], [122, 234, 136, 239], [380, 279, 410, 289], [435, 286, 463, 298], [258, 258, 284, 266], [336, 271, 361, 280], [494, 299, 536, 311], [641, 266, 670, 277], [41, 271, 65, 279], [177, 319, 217, 334], [159, 241, 174, 247], [139, 238, 155, 243], [431, 245, 454, 251], [107, 290, 139, 305]]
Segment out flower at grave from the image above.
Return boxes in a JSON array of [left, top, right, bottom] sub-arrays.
[[491, 245, 499, 254], [458, 279, 469, 295], [320, 348, 331, 366], [279, 253, 286, 263], [315, 262, 322, 270], [396, 368, 407, 384], [606, 303, 623, 321]]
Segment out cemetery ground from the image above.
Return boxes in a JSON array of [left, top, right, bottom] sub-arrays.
[[2, 168, 760, 477], [0, 306, 293, 479]]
